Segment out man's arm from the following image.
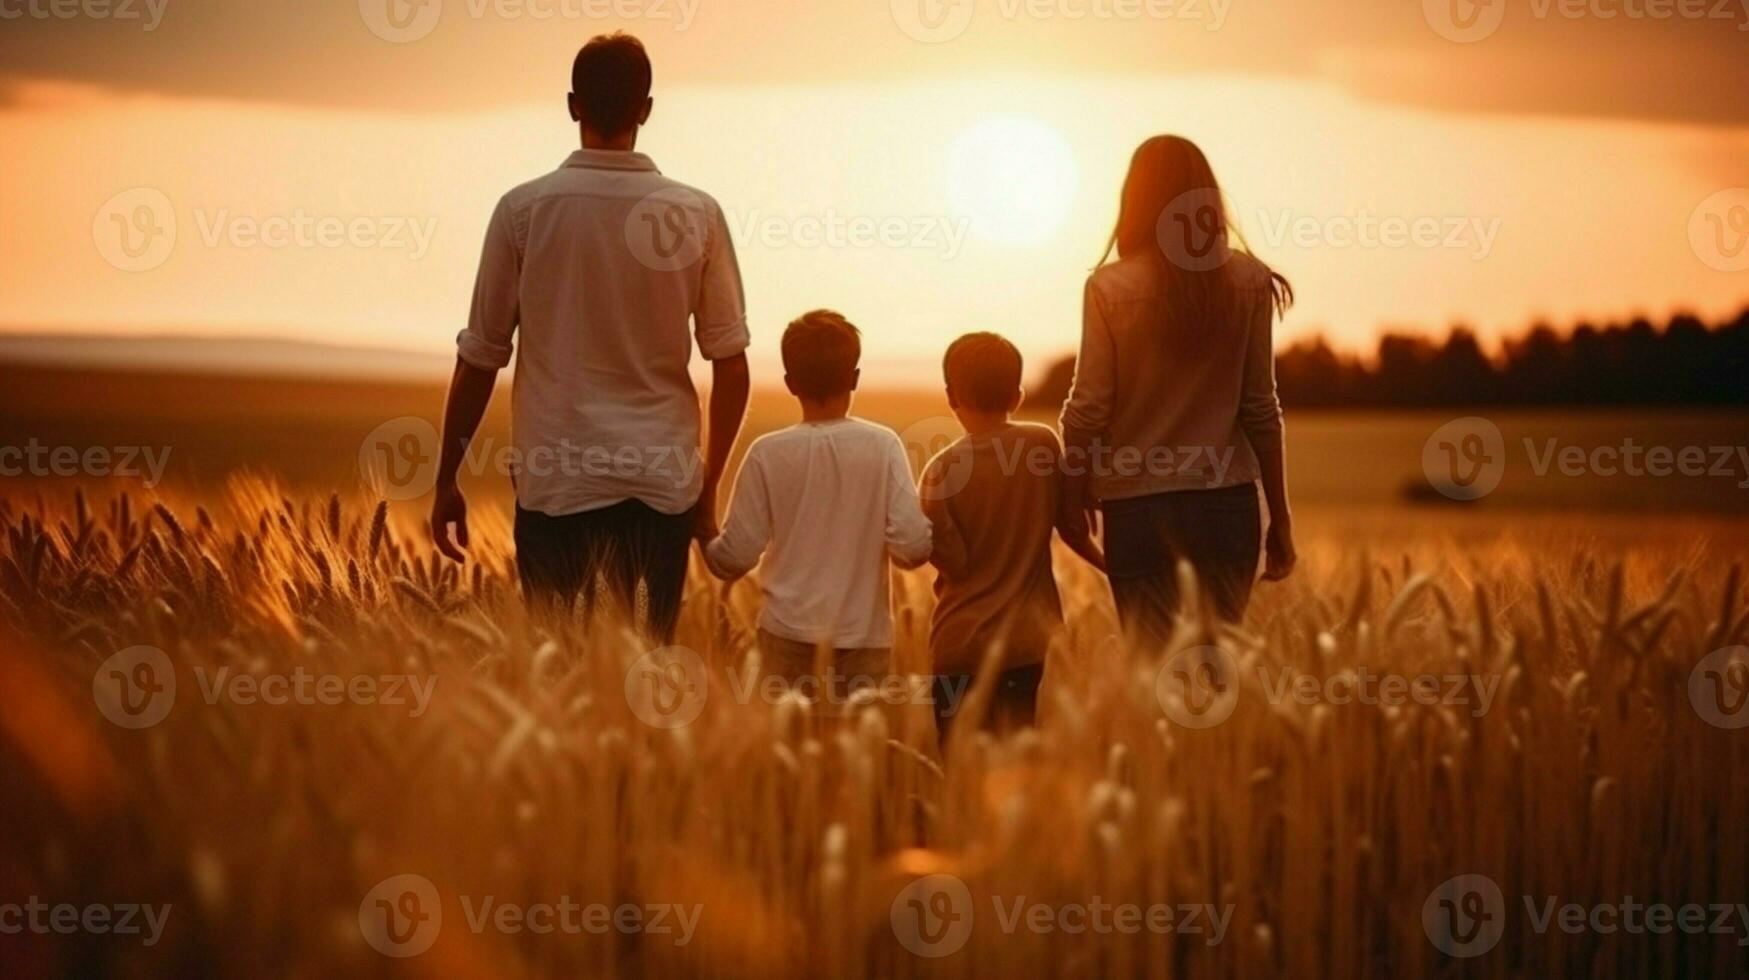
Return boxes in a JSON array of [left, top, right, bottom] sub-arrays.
[[431, 359, 498, 562], [695, 353, 750, 539], [433, 197, 519, 563]]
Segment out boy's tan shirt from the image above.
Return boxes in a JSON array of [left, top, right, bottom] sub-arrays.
[[921, 422, 1066, 676]]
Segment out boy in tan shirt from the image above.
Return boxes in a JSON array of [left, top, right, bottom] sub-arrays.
[[919, 333, 1105, 738]]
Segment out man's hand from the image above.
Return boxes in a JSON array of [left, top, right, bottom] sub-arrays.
[[431, 482, 470, 562], [1263, 518, 1297, 581], [692, 484, 720, 541]]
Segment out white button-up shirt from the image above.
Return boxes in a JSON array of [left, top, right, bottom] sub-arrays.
[[458, 149, 748, 517]]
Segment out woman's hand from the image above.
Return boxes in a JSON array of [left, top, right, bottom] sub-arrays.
[[1262, 518, 1296, 581], [1060, 478, 1100, 547]]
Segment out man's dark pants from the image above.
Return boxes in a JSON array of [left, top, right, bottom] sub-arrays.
[[514, 500, 694, 642]]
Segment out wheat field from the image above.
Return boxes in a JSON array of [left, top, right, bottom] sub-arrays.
[[2, 477, 1747, 978]]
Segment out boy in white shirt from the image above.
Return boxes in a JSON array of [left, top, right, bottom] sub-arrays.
[[703, 310, 932, 697]]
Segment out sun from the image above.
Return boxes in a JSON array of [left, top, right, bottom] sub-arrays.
[[947, 116, 1078, 245]]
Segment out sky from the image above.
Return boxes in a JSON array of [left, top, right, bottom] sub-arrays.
[[2, 0, 1748, 379]]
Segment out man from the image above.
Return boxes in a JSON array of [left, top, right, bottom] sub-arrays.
[[431, 33, 750, 643]]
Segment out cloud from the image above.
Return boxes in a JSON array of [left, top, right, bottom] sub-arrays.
[[1, 0, 1747, 125]]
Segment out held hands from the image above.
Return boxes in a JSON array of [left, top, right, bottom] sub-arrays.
[[430, 481, 470, 563], [692, 482, 720, 542], [1058, 482, 1106, 572], [1263, 518, 1297, 582]]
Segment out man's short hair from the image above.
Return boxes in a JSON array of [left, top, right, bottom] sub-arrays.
[[571, 33, 652, 138], [783, 311, 862, 400], [943, 332, 1023, 412]]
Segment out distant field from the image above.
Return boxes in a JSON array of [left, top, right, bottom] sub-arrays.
[[2, 363, 1744, 519]]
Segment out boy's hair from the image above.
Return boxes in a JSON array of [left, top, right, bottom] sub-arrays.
[[571, 33, 652, 138], [943, 332, 1024, 412], [782, 310, 862, 400]]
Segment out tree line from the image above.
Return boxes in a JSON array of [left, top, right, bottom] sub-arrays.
[[1025, 306, 1749, 410]]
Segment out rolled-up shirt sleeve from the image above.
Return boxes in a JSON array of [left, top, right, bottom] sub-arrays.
[[1060, 276, 1116, 439], [885, 437, 933, 570], [1238, 294, 1285, 459], [694, 199, 750, 362], [456, 197, 520, 371], [704, 452, 771, 580]]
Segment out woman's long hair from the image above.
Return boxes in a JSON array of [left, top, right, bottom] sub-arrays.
[[1099, 136, 1293, 329]]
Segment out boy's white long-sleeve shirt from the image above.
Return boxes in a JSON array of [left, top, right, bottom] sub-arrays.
[[704, 417, 932, 649]]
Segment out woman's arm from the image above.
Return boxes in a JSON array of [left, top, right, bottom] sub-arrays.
[[1060, 278, 1117, 542], [1239, 297, 1297, 581]]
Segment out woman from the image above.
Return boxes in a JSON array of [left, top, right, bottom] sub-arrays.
[[1061, 135, 1296, 647]]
